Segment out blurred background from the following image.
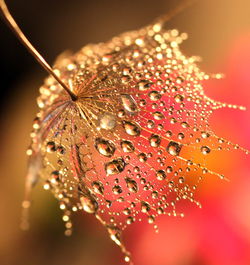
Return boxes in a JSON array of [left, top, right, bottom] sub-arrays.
[[0, 0, 250, 264]]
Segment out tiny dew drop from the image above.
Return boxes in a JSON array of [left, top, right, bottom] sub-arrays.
[[174, 94, 184, 103], [148, 215, 155, 224], [201, 131, 210, 138], [148, 90, 162, 101], [112, 185, 123, 195], [125, 255, 130, 263], [138, 80, 152, 91], [201, 146, 211, 155], [46, 141, 56, 152], [141, 201, 151, 213]]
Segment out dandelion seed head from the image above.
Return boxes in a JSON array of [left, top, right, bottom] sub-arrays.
[[26, 18, 248, 264]]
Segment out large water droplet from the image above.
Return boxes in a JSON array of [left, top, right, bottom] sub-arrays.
[[95, 138, 116, 157]]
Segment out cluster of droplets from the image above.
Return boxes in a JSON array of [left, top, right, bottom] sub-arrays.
[[23, 21, 249, 264]]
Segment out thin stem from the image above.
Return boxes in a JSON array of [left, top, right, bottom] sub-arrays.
[[152, 0, 197, 26], [0, 0, 78, 101]]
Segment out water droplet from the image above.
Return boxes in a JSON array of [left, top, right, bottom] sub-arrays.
[[99, 113, 116, 130], [138, 153, 147, 162], [126, 216, 134, 225], [153, 111, 164, 120], [57, 145, 65, 154], [122, 120, 141, 136], [157, 207, 164, 214], [141, 201, 151, 213], [149, 134, 161, 147], [147, 120, 155, 128], [95, 138, 116, 157], [178, 176, 185, 183], [166, 130, 172, 137], [107, 226, 122, 246], [181, 121, 189, 128], [123, 208, 131, 215], [151, 191, 158, 199], [46, 141, 56, 152], [176, 76, 184, 84], [166, 141, 182, 156], [148, 91, 161, 101], [148, 215, 155, 224], [166, 166, 173, 173], [201, 131, 210, 138], [123, 67, 131, 76], [112, 185, 123, 194], [201, 146, 211, 155], [138, 80, 152, 91], [178, 133, 185, 140], [50, 170, 60, 184], [105, 158, 126, 175], [125, 255, 131, 263], [121, 75, 130, 83], [92, 181, 104, 195], [120, 140, 135, 153], [174, 94, 184, 103], [125, 177, 138, 193], [43, 181, 50, 190], [121, 94, 138, 113], [156, 170, 166, 180], [80, 194, 98, 214], [118, 109, 125, 118]]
